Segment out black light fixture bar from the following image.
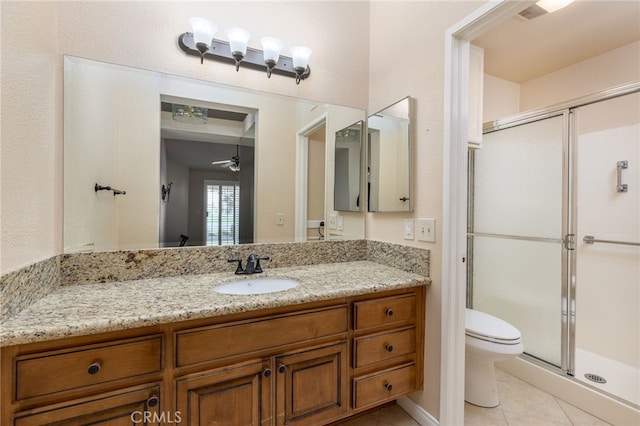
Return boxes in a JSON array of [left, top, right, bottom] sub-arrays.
[[178, 33, 310, 81]]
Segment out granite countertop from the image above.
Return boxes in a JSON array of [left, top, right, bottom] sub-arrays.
[[0, 261, 429, 347]]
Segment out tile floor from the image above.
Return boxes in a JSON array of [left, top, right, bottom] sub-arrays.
[[334, 368, 612, 426]]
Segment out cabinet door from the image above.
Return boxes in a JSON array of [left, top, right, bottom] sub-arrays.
[[275, 342, 348, 426], [14, 385, 161, 426], [176, 360, 272, 426]]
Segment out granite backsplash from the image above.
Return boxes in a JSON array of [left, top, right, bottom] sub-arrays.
[[1, 240, 429, 322]]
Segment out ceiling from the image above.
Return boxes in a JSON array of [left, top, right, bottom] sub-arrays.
[[472, 0, 640, 84]]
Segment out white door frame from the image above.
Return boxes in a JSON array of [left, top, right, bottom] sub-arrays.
[[295, 113, 328, 242], [440, 2, 534, 425]]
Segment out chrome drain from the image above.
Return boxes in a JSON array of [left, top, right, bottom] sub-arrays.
[[584, 373, 607, 384]]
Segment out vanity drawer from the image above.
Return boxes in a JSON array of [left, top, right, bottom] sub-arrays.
[[15, 336, 163, 400], [354, 294, 416, 330], [176, 306, 348, 367], [353, 327, 415, 368], [353, 363, 416, 409]]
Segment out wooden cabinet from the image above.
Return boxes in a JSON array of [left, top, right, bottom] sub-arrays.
[[351, 293, 424, 412], [353, 294, 416, 331], [354, 364, 416, 409], [353, 327, 415, 368], [1, 287, 425, 425], [176, 360, 271, 426], [175, 306, 348, 368], [276, 342, 348, 425], [13, 384, 162, 426], [15, 335, 162, 401]]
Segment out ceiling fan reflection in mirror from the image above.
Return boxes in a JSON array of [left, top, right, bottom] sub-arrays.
[[212, 144, 240, 172]]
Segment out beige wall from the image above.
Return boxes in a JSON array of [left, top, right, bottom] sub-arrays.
[[367, 1, 485, 418], [521, 41, 640, 111], [483, 40, 640, 121], [1, 2, 61, 272]]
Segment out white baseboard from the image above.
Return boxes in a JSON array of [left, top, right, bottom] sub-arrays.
[[397, 397, 439, 426]]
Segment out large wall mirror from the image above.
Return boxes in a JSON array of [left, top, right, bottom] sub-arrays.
[[367, 96, 412, 212], [63, 56, 365, 253], [334, 121, 363, 212]]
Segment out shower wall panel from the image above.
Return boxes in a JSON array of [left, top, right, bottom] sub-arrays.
[[575, 93, 640, 382]]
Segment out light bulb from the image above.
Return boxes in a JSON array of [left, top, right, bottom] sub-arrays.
[[260, 37, 284, 78], [226, 27, 251, 71]]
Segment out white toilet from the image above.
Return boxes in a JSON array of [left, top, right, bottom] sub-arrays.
[[465, 308, 524, 407]]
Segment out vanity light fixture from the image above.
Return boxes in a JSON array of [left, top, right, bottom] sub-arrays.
[[179, 18, 311, 84], [519, 0, 575, 19], [536, 0, 575, 13]]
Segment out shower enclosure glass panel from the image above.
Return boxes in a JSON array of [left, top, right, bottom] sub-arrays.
[[573, 93, 640, 406], [470, 114, 566, 368]]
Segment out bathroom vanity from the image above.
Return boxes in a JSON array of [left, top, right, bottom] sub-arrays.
[[0, 260, 428, 425]]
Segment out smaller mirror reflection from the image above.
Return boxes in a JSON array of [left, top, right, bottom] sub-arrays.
[[334, 121, 363, 212], [367, 96, 412, 212]]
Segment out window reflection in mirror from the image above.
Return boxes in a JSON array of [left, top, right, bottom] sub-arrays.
[[159, 98, 256, 247], [367, 96, 412, 212], [334, 121, 363, 212]]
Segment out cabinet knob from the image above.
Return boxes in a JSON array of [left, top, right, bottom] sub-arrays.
[[87, 361, 102, 375], [263, 368, 272, 378], [384, 382, 393, 392], [147, 395, 159, 407], [385, 308, 394, 317], [278, 365, 287, 374], [385, 344, 394, 353]]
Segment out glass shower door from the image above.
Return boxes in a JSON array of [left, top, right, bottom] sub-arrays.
[[469, 113, 568, 369]]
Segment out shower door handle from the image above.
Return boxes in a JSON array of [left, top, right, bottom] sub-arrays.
[[617, 160, 628, 192], [563, 234, 575, 251]]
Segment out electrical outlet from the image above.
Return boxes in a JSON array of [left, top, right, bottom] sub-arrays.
[[276, 213, 285, 225], [404, 218, 414, 240], [417, 218, 435, 242], [337, 215, 344, 231], [328, 214, 337, 230]]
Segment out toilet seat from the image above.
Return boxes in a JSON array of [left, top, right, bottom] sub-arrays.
[[466, 308, 522, 345]]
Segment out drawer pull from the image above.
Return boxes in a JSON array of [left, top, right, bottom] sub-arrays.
[[278, 364, 287, 374], [147, 395, 159, 407], [385, 344, 394, 353], [264, 368, 272, 378], [385, 308, 394, 317], [384, 382, 393, 392], [87, 361, 102, 375]]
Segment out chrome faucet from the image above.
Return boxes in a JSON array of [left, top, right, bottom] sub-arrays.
[[228, 254, 270, 275]]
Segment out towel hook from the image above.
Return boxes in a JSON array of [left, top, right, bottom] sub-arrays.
[[95, 183, 126, 196]]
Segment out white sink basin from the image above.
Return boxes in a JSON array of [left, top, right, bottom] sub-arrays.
[[213, 277, 300, 295]]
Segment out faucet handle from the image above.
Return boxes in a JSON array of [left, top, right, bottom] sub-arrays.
[[254, 256, 270, 273], [228, 258, 244, 275]]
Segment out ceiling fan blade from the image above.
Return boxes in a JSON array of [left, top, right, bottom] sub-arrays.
[[211, 160, 233, 165]]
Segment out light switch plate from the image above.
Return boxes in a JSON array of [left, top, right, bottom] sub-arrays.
[[336, 215, 344, 231], [276, 213, 285, 225], [417, 218, 435, 242], [404, 218, 414, 240]]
